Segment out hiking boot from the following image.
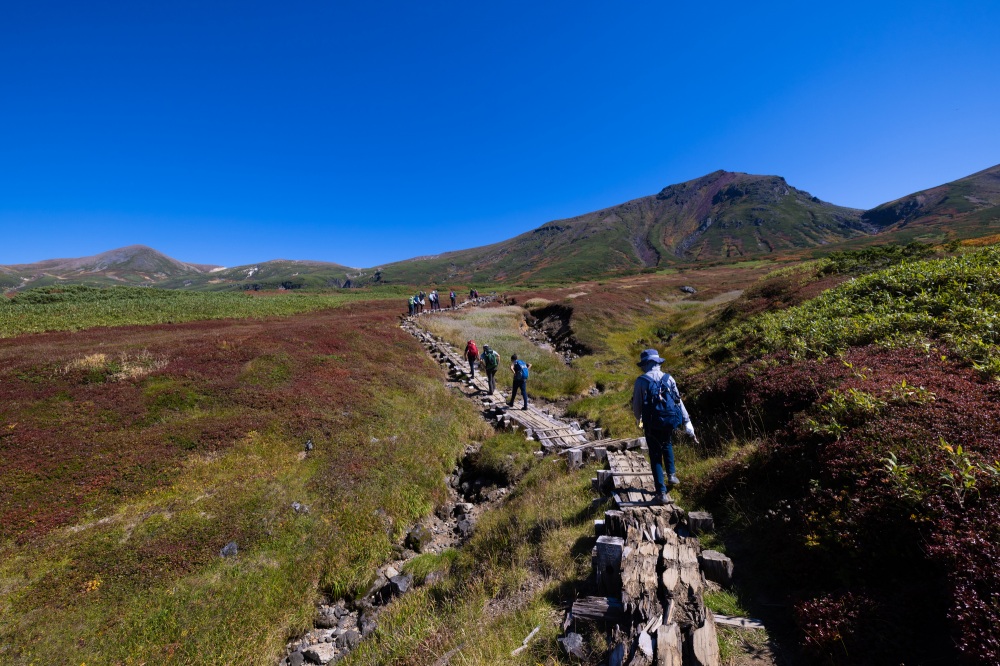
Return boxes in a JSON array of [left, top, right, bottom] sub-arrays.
[[668, 474, 680, 487], [657, 492, 670, 505]]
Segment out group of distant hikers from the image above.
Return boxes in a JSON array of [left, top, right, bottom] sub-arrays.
[[462, 339, 532, 410], [407, 288, 482, 316]]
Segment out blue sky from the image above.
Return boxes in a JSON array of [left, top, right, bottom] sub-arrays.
[[2, 0, 998, 268]]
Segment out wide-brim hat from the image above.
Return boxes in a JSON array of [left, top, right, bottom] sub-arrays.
[[637, 348, 665, 366]]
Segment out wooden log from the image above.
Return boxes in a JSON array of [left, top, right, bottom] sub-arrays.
[[604, 510, 626, 538], [594, 519, 605, 537], [698, 550, 734, 587], [597, 469, 613, 493], [620, 526, 662, 621], [567, 448, 584, 469], [592, 446, 608, 462], [626, 630, 654, 666], [685, 610, 721, 666], [570, 596, 625, 623], [595, 536, 624, 594], [687, 511, 714, 535], [655, 623, 683, 666]]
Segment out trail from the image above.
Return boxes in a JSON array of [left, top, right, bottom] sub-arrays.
[[281, 301, 733, 665], [406, 304, 732, 665]]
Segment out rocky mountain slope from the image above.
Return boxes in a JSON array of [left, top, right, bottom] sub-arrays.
[[374, 170, 869, 284], [861, 163, 1000, 234]]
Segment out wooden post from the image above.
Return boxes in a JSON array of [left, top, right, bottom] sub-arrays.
[[655, 623, 683, 666], [592, 446, 608, 462], [594, 519, 605, 537], [595, 536, 624, 594], [567, 448, 584, 469], [698, 550, 734, 587], [687, 511, 714, 535]]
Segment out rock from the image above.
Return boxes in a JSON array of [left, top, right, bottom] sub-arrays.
[[384, 565, 400, 579], [302, 642, 336, 664], [456, 519, 474, 538], [388, 573, 413, 596], [559, 632, 586, 659], [405, 524, 433, 552], [220, 541, 238, 558], [699, 550, 734, 587], [454, 502, 474, 517], [424, 569, 445, 587], [359, 613, 377, 637], [315, 607, 338, 629], [305, 439, 314, 451], [390, 544, 405, 560], [336, 629, 362, 651], [288, 651, 306, 666], [680, 286, 697, 294], [292, 501, 309, 513], [435, 502, 454, 520]]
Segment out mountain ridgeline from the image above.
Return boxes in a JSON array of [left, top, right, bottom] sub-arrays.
[[373, 171, 868, 284], [3, 164, 999, 291]]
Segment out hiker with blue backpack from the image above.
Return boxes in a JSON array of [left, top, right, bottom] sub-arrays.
[[508, 354, 531, 410], [632, 348, 696, 504]]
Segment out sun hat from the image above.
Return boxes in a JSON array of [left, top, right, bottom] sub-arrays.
[[637, 348, 665, 367]]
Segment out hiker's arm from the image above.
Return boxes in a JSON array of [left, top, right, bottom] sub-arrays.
[[631, 378, 644, 426]]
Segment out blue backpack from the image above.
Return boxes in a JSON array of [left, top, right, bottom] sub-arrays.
[[641, 375, 683, 432], [513, 360, 529, 380]]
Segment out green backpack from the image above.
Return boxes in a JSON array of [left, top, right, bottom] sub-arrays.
[[483, 349, 499, 370]]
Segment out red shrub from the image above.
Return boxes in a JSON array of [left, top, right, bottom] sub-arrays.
[[693, 346, 1000, 665]]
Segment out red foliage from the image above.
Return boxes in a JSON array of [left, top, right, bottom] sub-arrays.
[[0, 300, 434, 544], [693, 346, 1000, 665]]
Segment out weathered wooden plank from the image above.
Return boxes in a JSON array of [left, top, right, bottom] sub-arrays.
[[713, 614, 765, 629], [570, 596, 626, 623]]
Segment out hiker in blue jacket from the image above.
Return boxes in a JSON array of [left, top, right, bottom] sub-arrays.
[[508, 354, 531, 410], [631, 349, 696, 504]]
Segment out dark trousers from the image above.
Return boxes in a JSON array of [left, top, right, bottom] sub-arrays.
[[468, 357, 476, 378], [645, 429, 675, 495], [451, 297, 456, 309], [510, 379, 528, 409], [485, 369, 496, 394]]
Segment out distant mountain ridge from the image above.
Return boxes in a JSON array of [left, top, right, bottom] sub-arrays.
[[0, 245, 359, 292], [4, 164, 999, 291]]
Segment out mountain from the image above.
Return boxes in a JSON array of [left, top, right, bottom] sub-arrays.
[[159, 259, 360, 291], [374, 170, 869, 285], [0, 245, 221, 291], [0, 245, 360, 292], [861, 164, 1000, 237]]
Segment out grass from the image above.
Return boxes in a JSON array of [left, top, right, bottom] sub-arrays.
[[340, 449, 604, 665], [0, 284, 398, 338], [0, 299, 492, 664], [716, 244, 1000, 376], [421, 306, 589, 400]]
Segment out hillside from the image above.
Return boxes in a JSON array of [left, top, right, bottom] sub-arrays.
[[374, 170, 867, 285], [159, 259, 360, 291], [0, 245, 220, 290], [1, 246, 360, 293], [862, 163, 1000, 234]]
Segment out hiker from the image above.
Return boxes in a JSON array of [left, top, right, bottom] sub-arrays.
[[407, 295, 415, 316], [450, 290, 456, 309], [508, 354, 531, 410], [464, 339, 479, 379], [480, 344, 500, 395], [419, 291, 426, 313], [428, 290, 437, 311], [631, 349, 696, 504]]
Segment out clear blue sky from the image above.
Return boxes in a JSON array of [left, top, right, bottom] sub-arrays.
[[2, 0, 999, 268]]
